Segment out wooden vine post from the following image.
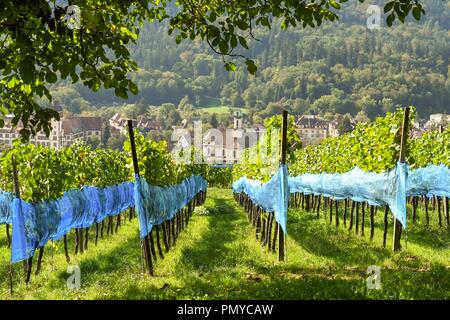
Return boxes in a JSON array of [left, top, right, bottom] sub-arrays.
[[278, 110, 288, 262], [393, 107, 410, 252], [127, 120, 154, 275]]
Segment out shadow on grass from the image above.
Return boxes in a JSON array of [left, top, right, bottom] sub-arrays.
[[73, 192, 449, 300], [403, 219, 450, 250], [175, 196, 247, 271], [286, 210, 391, 266]]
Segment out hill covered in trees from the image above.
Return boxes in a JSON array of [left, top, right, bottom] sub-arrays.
[[50, 0, 450, 121]]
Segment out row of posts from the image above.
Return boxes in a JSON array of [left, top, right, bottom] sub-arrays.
[[236, 107, 412, 257]]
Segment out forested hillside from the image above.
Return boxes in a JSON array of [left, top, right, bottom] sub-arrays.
[[50, 0, 450, 120]]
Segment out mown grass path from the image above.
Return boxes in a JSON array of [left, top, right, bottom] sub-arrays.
[[0, 187, 449, 299]]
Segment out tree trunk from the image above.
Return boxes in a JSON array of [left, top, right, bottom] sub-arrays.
[[361, 202, 365, 237], [316, 196, 321, 217], [329, 199, 333, 224], [343, 199, 348, 227], [437, 197, 442, 227], [6, 224, 11, 248], [84, 228, 89, 250], [349, 201, 355, 231], [155, 225, 164, 259], [74, 229, 79, 254], [370, 206, 375, 241], [95, 223, 99, 245], [335, 200, 339, 228], [272, 221, 278, 253], [64, 234, 70, 262], [35, 247, 44, 275], [383, 206, 389, 248], [25, 257, 33, 285], [149, 231, 158, 261], [161, 223, 169, 252], [355, 203, 360, 234]]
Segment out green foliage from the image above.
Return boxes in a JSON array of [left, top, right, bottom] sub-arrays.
[[123, 131, 206, 186], [408, 128, 450, 168], [0, 1, 150, 138], [206, 167, 232, 188], [0, 132, 209, 201], [58, 3, 450, 121], [0, 141, 131, 202], [0, 1, 427, 138], [290, 107, 415, 174], [232, 108, 442, 182], [233, 114, 301, 181]]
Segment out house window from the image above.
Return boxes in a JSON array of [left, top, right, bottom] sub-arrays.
[[234, 137, 237, 148], [245, 136, 250, 149]]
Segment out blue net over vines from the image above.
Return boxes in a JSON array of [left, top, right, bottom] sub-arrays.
[[232, 165, 289, 234], [134, 175, 208, 239], [288, 162, 408, 228], [10, 182, 134, 263], [407, 164, 450, 198], [0, 190, 14, 225], [233, 163, 450, 234]]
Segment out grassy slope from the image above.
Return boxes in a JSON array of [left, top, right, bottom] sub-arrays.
[[196, 106, 248, 115], [0, 187, 449, 299]]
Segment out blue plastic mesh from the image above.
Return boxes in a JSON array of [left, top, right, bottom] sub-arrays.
[[134, 175, 208, 239], [10, 182, 134, 263], [0, 190, 14, 225], [232, 165, 289, 234], [407, 164, 450, 198], [288, 162, 408, 228]]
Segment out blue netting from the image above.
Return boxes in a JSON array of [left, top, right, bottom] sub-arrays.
[[407, 164, 450, 198], [134, 175, 208, 239], [10, 182, 134, 263], [288, 162, 408, 228], [0, 190, 14, 225], [232, 165, 289, 234]]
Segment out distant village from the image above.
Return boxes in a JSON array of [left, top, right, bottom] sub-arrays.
[[0, 105, 448, 165]]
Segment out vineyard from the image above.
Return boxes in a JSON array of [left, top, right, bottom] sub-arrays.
[[0, 108, 449, 299], [233, 108, 449, 257], [0, 122, 207, 286]]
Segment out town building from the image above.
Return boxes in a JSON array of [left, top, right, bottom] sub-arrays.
[[202, 112, 266, 164], [109, 113, 163, 134], [425, 114, 449, 131], [0, 113, 102, 149], [295, 115, 330, 145], [61, 117, 102, 147]]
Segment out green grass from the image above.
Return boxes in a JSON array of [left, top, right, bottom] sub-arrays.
[[0, 188, 449, 299], [196, 106, 247, 115]]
